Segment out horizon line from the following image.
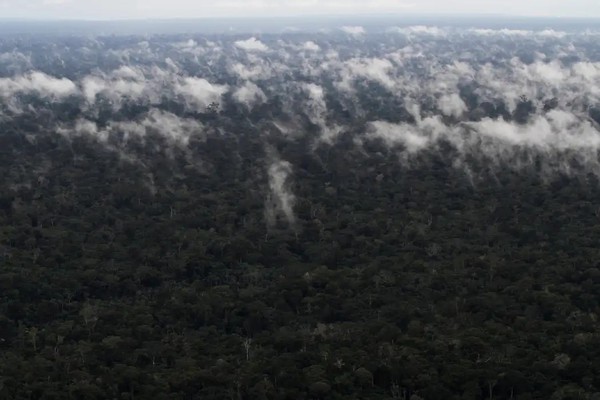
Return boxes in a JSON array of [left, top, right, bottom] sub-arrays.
[[1, 13, 600, 23]]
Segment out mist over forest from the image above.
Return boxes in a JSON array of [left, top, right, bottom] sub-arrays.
[[3, 18, 600, 400]]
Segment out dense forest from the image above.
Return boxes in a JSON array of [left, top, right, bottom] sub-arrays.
[[2, 25, 600, 399]]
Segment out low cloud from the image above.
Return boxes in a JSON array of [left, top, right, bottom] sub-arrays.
[[175, 77, 228, 111], [132, 109, 204, 145], [235, 37, 269, 52], [468, 28, 567, 38], [6, 26, 600, 192], [438, 94, 467, 118], [233, 81, 267, 108], [389, 25, 445, 36], [59, 109, 203, 147], [0, 71, 77, 99], [340, 26, 366, 36], [340, 57, 396, 90], [302, 41, 321, 51], [81, 75, 147, 105], [265, 157, 296, 229]]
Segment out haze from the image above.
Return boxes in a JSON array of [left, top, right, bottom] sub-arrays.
[[1, 0, 599, 20]]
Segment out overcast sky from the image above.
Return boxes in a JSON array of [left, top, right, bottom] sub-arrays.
[[1, 0, 599, 20]]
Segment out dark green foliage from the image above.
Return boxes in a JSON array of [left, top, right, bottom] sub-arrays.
[[2, 116, 600, 399]]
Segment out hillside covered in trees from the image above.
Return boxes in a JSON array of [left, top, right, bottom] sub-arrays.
[[2, 23, 600, 399]]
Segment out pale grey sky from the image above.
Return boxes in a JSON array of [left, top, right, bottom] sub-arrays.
[[1, 0, 599, 20]]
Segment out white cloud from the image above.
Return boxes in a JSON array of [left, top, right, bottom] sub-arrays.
[[229, 57, 277, 80], [235, 37, 269, 52], [366, 120, 430, 152], [340, 26, 366, 36], [0, 72, 77, 99], [467, 28, 567, 37], [81, 73, 147, 105], [538, 29, 567, 38], [341, 57, 396, 90], [438, 93, 467, 118], [233, 81, 266, 108], [175, 77, 228, 110], [302, 41, 321, 51], [469, 114, 600, 151], [265, 157, 296, 228], [390, 25, 445, 36], [61, 110, 203, 146], [469, 28, 530, 36], [135, 109, 203, 145]]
